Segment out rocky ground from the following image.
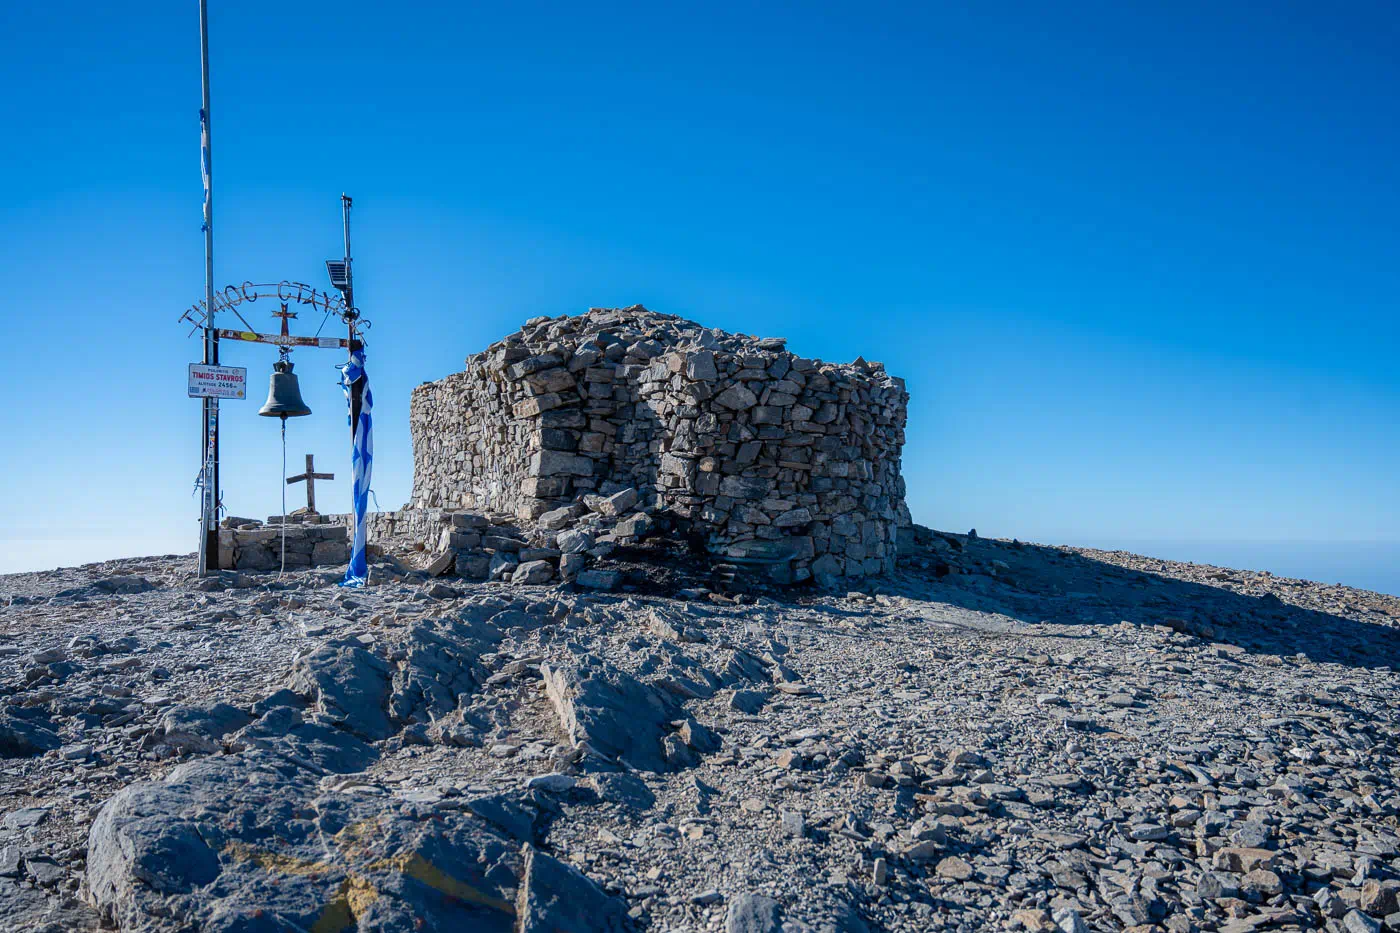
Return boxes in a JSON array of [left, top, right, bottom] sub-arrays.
[[2, 532, 1399, 932]]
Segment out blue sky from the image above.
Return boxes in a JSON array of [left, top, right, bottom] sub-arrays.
[[1, 2, 1397, 587]]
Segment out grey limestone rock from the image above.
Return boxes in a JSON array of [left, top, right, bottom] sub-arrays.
[[516, 844, 626, 933], [465, 792, 541, 843], [589, 772, 656, 811], [157, 702, 252, 754], [541, 655, 679, 772], [511, 560, 555, 585], [0, 710, 61, 757], [575, 569, 620, 591], [89, 753, 527, 933], [729, 689, 769, 714], [714, 383, 759, 411], [597, 487, 638, 516], [1344, 910, 1382, 933], [555, 528, 594, 554], [288, 642, 392, 740]]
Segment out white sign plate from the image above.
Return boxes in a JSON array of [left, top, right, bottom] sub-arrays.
[[188, 364, 247, 399]]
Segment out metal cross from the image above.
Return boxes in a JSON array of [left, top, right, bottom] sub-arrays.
[[286, 454, 334, 513], [272, 303, 298, 341]]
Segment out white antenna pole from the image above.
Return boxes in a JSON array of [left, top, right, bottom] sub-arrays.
[[342, 194, 353, 313], [198, 0, 220, 575]]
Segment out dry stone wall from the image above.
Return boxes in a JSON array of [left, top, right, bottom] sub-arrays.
[[217, 518, 348, 571], [409, 306, 909, 583]]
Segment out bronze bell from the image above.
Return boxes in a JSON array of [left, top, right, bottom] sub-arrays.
[[258, 359, 312, 418]]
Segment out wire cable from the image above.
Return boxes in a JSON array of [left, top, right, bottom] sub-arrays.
[[278, 417, 288, 579], [313, 305, 334, 338]]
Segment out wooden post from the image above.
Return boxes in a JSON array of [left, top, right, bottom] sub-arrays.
[[286, 454, 334, 513]]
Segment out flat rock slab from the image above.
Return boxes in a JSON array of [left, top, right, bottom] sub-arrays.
[[517, 844, 625, 932], [289, 642, 392, 740], [0, 711, 61, 758], [4, 807, 49, 829], [541, 655, 679, 773]]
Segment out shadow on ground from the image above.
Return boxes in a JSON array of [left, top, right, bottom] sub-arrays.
[[876, 534, 1400, 672]]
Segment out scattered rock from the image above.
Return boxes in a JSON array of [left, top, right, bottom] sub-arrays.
[[0, 519, 1398, 933], [726, 892, 782, 933], [935, 856, 974, 881]]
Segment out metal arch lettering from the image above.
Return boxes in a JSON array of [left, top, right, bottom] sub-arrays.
[[179, 283, 348, 334], [182, 282, 346, 312]]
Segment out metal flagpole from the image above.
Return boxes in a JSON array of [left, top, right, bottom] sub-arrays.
[[342, 195, 353, 316], [343, 196, 360, 417], [335, 194, 373, 587], [342, 195, 363, 436], [198, 0, 220, 575]]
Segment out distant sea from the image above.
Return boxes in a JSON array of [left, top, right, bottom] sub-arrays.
[[1079, 540, 1400, 598]]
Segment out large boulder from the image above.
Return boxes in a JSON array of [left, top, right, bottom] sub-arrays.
[[88, 753, 526, 933]]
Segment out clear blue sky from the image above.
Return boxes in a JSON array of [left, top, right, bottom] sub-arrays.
[[1, 2, 1397, 587]]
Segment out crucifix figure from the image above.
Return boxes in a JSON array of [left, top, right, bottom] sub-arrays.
[[287, 454, 334, 513]]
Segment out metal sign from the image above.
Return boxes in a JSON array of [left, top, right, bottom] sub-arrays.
[[217, 329, 348, 349], [188, 363, 247, 399], [179, 280, 347, 331]]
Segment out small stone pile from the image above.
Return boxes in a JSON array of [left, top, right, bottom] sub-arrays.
[[409, 305, 910, 585], [362, 484, 672, 593]]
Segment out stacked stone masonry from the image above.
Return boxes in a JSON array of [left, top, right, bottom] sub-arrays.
[[218, 517, 349, 572], [408, 306, 910, 583]]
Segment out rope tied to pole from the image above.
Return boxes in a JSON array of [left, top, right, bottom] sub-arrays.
[[278, 417, 287, 579]]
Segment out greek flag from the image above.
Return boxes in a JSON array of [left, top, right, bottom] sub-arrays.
[[199, 109, 211, 231], [339, 347, 373, 587]]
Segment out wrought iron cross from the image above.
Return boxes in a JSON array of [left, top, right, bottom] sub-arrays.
[[286, 454, 334, 513], [272, 303, 298, 341]]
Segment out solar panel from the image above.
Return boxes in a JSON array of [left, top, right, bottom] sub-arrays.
[[325, 260, 349, 290]]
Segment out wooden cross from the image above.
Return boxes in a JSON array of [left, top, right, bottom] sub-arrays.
[[286, 454, 334, 513]]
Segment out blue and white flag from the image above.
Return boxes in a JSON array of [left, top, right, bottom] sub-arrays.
[[199, 109, 210, 232], [339, 347, 373, 587]]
